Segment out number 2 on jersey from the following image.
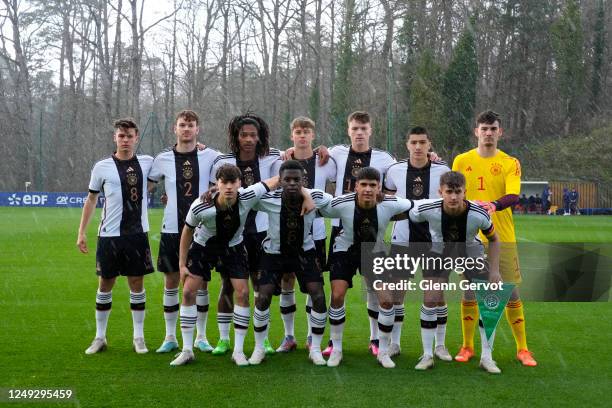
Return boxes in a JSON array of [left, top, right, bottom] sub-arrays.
[[184, 181, 192, 197]]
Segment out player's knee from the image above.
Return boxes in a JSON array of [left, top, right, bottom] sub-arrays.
[[330, 292, 345, 307], [310, 291, 326, 312], [165, 272, 180, 289], [234, 287, 249, 305], [182, 289, 196, 305], [379, 300, 393, 310], [255, 294, 271, 310], [98, 278, 115, 292]]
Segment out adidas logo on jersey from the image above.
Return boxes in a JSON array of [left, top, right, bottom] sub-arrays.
[[466, 166, 472, 171]]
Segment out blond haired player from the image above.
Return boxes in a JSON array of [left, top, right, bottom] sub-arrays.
[[451, 110, 537, 367]]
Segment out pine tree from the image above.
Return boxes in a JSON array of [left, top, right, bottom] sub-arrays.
[[590, 0, 605, 115], [330, 0, 357, 144], [410, 49, 445, 145], [441, 18, 478, 154], [550, 0, 585, 134]]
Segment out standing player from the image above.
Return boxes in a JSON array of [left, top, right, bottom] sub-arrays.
[[170, 165, 279, 366], [77, 118, 154, 354], [318, 167, 416, 368], [210, 114, 282, 356], [277, 117, 337, 352], [408, 171, 503, 373], [384, 127, 450, 359], [147, 110, 220, 353], [326, 111, 396, 356], [452, 110, 537, 367], [249, 160, 332, 365]]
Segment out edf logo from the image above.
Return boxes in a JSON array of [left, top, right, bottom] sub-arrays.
[[8, 194, 21, 206], [23, 194, 48, 205]]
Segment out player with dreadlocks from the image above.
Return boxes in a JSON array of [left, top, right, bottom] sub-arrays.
[[209, 113, 282, 356]]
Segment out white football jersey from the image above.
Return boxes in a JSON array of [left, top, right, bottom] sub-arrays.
[[290, 152, 336, 240], [328, 144, 396, 227], [384, 159, 450, 244], [185, 182, 269, 247], [409, 199, 493, 257], [254, 188, 333, 254], [210, 149, 282, 233], [318, 193, 414, 252], [148, 147, 220, 233], [88, 154, 154, 237]]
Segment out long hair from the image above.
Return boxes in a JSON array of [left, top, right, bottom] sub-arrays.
[[227, 112, 271, 158]]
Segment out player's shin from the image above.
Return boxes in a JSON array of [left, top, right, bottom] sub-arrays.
[[233, 305, 250, 353], [391, 304, 405, 345], [420, 305, 437, 357], [163, 287, 179, 339], [305, 295, 313, 338], [253, 306, 270, 350], [95, 290, 112, 339], [377, 306, 395, 355], [461, 299, 479, 349], [179, 304, 197, 352], [130, 290, 146, 339], [435, 304, 448, 347], [366, 290, 379, 341], [479, 318, 495, 360], [196, 289, 209, 341], [280, 290, 296, 337], [328, 304, 346, 352], [309, 309, 327, 353]]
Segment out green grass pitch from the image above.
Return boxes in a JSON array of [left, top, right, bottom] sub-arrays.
[[1, 208, 611, 407]]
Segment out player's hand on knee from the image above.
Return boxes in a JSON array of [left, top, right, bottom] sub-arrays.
[[160, 193, 168, 206], [180, 265, 190, 281], [488, 270, 502, 284], [77, 234, 88, 254]]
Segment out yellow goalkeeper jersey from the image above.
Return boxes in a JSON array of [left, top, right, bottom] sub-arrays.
[[452, 148, 521, 243]]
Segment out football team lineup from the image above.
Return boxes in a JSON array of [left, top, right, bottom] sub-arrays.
[[73, 109, 538, 374]]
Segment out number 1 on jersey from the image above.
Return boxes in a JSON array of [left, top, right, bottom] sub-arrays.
[[477, 176, 486, 191]]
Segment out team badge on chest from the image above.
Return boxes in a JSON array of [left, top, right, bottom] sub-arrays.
[[126, 166, 138, 186], [490, 163, 502, 176], [447, 223, 460, 241], [182, 160, 193, 179], [351, 158, 363, 177], [243, 166, 255, 186], [412, 176, 424, 197]]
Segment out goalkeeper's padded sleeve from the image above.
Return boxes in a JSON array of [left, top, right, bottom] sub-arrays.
[[492, 194, 519, 211]]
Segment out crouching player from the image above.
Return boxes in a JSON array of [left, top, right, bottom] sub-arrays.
[[170, 164, 279, 366], [408, 171, 503, 373], [248, 160, 333, 365], [318, 167, 416, 368]]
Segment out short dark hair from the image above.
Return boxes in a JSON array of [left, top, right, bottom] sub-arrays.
[[476, 110, 501, 127], [440, 171, 466, 189], [347, 111, 371, 125], [215, 164, 242, 182], [279, 160, 305, 176], [113, 118, 139, 134], [175, 109, 199, 125], [407, 126, 430, 140], [356, 167, 380, 182], [290, 116, 315, 130]]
